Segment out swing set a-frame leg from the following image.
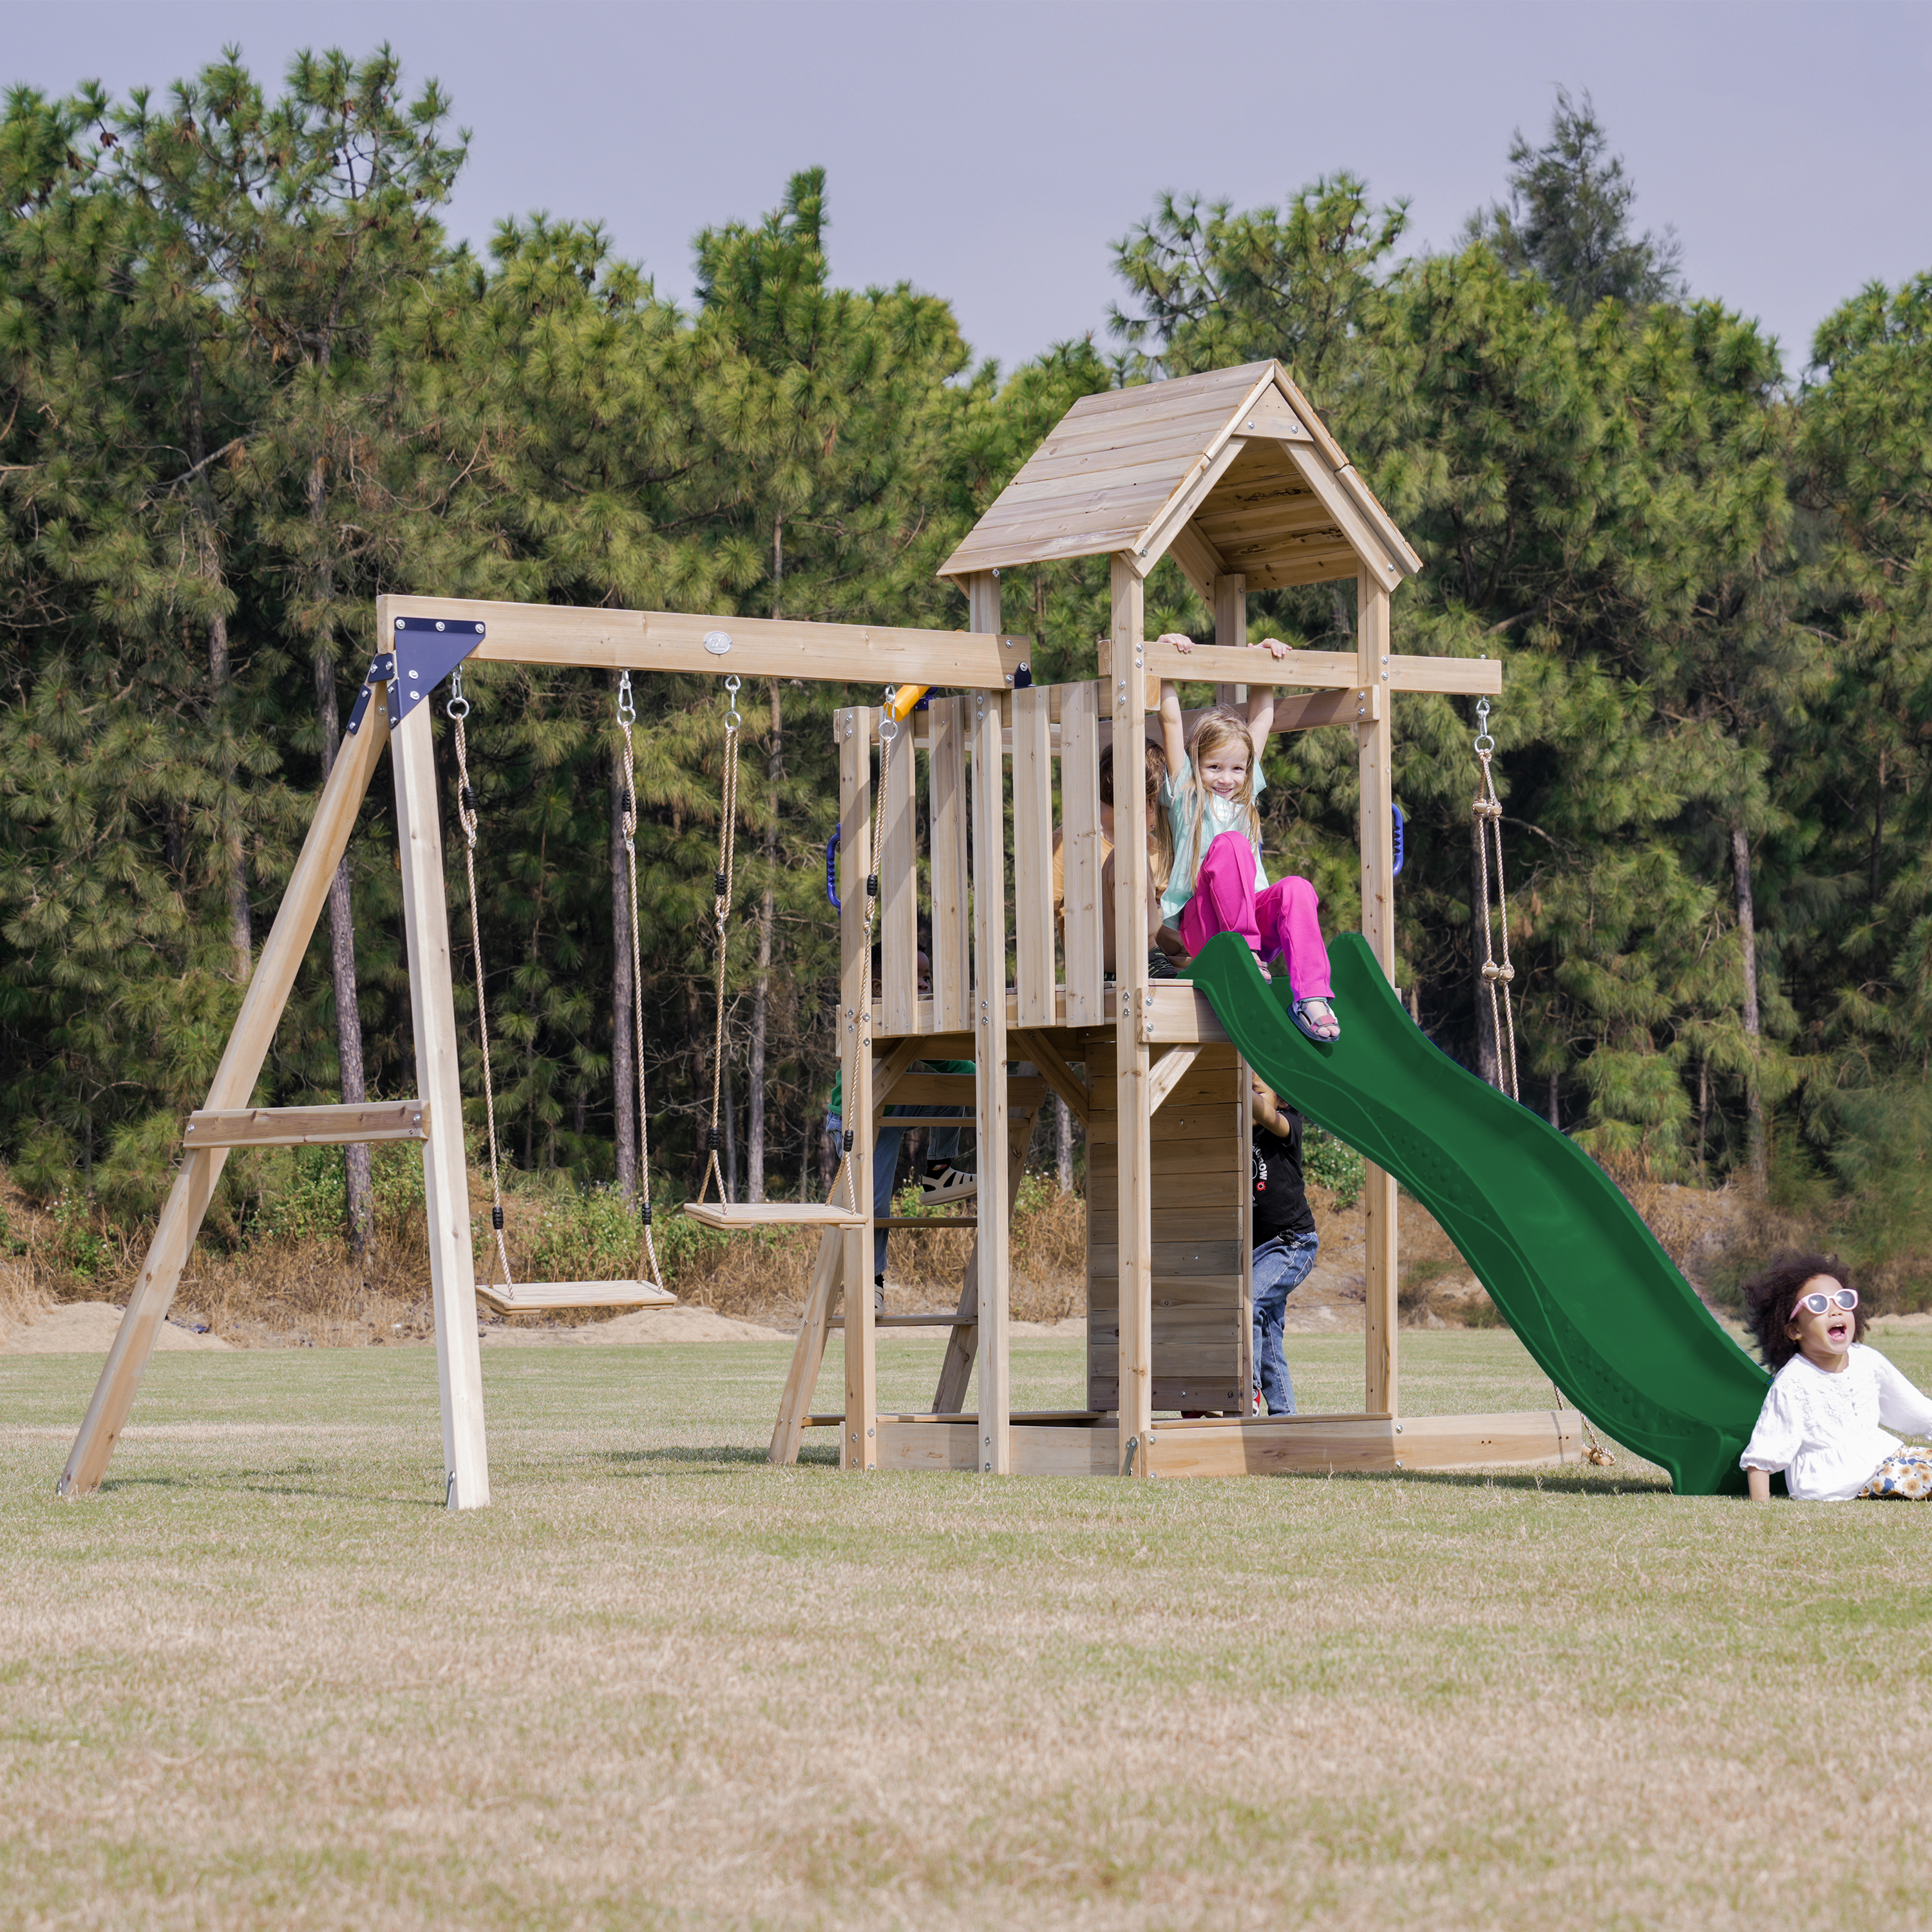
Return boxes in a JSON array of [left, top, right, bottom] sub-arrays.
[[59, 698, 397, 1499]]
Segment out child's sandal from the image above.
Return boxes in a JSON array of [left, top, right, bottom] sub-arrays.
[[1292, 996, 1340, 1043]]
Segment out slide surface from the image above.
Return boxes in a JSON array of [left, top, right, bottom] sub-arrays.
[[1185, 932, 1768, 1494]]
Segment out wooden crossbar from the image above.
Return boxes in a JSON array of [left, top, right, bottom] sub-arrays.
[[183, 1101, 428, 1148], [387, 594, 1030, 691]]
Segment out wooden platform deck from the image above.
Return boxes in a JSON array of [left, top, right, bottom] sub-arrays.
[[800, 1410, 1596, 1479]]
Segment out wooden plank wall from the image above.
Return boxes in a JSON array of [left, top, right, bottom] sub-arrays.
[[877, 681, 1104, 1041], [1085, 1036, 1250, 1414]]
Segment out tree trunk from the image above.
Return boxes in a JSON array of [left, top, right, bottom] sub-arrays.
[[748, 677, 781, 1202], [611, 731, 638, 1202], [1546, 1070, 1560, 1131], [1055, 1091, 1074, 1195], [723, 1063, 739, 1202], [209, 607, 253, 984], [1696, 1055, 1710, 1184], [748, 525, 784, 1202], [1472, 817, 1501, 1089], [308, 450, 372, 1256], [1732, 822, 1768, 1194], [185, 346, 251, 984]]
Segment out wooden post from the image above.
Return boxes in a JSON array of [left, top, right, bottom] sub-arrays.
[[1110, 556, 1154, 1474], [838, 706, 876, 1470], [967, 571, 1011, 1474], [388, 660, 490, 1510], [1212, 569, 1247, 708], [59, 684, 393, 1497], [1356, 570, 1399, 1417]]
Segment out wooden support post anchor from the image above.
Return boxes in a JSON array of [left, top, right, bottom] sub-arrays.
[[390, 650, 490, 1510], [60, 685, 394, 1498]]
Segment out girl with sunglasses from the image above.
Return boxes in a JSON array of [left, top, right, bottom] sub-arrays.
[[1738, 1252, 1932, 1500]]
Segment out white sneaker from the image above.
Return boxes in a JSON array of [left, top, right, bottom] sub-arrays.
[[920, 1165, 979, 1205]]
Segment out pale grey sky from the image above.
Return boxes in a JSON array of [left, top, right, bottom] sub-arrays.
[[10, 1, 1931, 378]]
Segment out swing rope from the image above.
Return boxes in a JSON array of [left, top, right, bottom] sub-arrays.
[[447, 670, 513, 1300], [1471, 697, 1519, 1105], [616, 672, 665, 1290], [694, 676, 743, 1207], [1473, 697, 1612, 1468]]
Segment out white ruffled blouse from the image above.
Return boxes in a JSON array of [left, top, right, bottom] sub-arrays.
[[1739, 1345, 1932, 1501]]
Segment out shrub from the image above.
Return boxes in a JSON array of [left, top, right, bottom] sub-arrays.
[[1303, 1126, 1363, 1208]]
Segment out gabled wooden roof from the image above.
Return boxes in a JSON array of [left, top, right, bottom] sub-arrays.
[[937, 359, 1421, 596]]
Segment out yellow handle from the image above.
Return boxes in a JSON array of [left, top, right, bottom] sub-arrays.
[[884, 685, 929, 723]]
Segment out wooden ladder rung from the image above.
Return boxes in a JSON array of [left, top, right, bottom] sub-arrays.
[[183, 1100, 430, 1148], [828, 1312, 976, 1329]]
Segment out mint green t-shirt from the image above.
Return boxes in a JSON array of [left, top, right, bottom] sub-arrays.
[[1159, 751, 1268, 927]]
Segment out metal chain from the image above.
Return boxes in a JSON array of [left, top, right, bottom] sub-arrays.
[[830, 703, 898, 1215], [448, 670, 514, 1299], [696, 677, 743, 1206], [616, 672, 665, 1289], [1472, 697, 1519, 1104]]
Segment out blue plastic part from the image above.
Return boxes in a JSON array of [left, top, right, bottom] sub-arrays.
[[826, 825, 841, 911], [1391, 802, 1405, 878]]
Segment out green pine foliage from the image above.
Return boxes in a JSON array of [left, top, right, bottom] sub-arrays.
[[2, 56, 1929, 1260]]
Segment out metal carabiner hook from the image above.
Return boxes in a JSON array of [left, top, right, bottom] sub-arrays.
[[723, 672, 741, 732], [617, 668, 636, 726], [446, 667, 469, 721], [1473, 696, 1495, 757]]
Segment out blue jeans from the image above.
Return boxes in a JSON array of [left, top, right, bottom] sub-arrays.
[[826, 1108, 971, 1276], [1253, 1229, 1320, 1416]]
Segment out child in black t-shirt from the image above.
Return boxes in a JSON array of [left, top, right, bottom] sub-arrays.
[[1251, 1075, 1320, 1415]]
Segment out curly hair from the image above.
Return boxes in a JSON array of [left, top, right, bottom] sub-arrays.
[[1741, 1251, 1865, 1372]]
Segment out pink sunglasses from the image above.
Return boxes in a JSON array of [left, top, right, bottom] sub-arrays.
[[1792, 1287, 1857, 1317]]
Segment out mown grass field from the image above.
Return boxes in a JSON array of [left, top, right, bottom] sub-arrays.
[[5, 1328, 1931, 1930]]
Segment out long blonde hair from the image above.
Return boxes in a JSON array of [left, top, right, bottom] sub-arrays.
[[1177, 706, 1262, 896], [1099, 740, 1174, 894]]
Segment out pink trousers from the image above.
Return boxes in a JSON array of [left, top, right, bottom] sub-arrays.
[[1179, 831, 1333, 1001]]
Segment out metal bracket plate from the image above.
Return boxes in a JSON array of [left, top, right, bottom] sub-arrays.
[[386, 616, 488, 727], [345, 653, 395, 739]]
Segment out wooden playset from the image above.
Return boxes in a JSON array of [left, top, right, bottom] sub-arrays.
[[59, 360, 1592, 1510]]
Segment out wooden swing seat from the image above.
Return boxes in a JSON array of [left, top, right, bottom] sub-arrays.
[[475, 1279, 677, 1314], [681, 1201, 868, 1231]]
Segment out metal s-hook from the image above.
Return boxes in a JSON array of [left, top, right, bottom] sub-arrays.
[[1473, 697, 1495, 757]]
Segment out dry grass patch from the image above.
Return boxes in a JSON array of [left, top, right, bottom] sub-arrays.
[[5, 1330, 1932, 1929]]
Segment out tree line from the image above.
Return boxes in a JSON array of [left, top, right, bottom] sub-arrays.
[[3, 55, 1928, 1252]]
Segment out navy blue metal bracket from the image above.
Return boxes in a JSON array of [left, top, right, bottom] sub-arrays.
[[386, 615, 488, 727], [344, 652, 395, 739]]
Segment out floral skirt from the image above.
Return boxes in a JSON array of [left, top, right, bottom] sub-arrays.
[[1860, 1446, 1932, 1499]]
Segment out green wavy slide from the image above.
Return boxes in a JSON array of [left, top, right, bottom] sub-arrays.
[[1184, 931, 1770, 1495]]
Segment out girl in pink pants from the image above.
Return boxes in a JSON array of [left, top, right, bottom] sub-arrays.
[[1156, 635, 1340, 1042]]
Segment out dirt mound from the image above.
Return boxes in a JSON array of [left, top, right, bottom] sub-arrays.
[[1, 1302, 234, 1356]]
